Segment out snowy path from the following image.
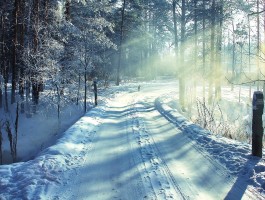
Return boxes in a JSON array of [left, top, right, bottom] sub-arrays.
[[125, 92, 242, 199], [1, 82, 265, 200], [42, 83, 263, 199], [47, 90, 184, 199]]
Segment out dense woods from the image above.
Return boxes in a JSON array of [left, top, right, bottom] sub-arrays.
[[2, 3, 265, 198], [0, 0, 264, 114]]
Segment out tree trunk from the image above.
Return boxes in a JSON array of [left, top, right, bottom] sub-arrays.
[[25, 80, 31, 118], [2, 5, 9, 112], [172, 0, 179, 101], [179, 0, 186, 110], [11, 0, 20, 104], [44, 0, 49, 24], [257, 0, 260, 90], [208, 0, 216, 104], [0, 123, 2, 164], [202, 0, 206, 99], [116, 0, 126, 86], [193, 0, 198, 104], [33, 0, 39, 53], [32, 0, 40, 112], [14, 102, 19, 160], [0, 14, 4, 109], [215, 0, 223, 101], [4, 74, 8, 112], [19, 0, 25, 113], [263, 1, 265, 96], [239, 44, 243, 102], [248, 17, 252, 101], [76, 73, 80, 105], [0, 76, 2, 109], [84, 68, 87, 113], [65, 0, 70, 21], [232, 21, 236, 91], [172, 0, 178, 57], [56, 85, 60, 120]]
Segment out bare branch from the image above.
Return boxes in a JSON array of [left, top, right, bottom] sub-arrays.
[[248, 10, 265, 16], [226, 76, 265, 85]]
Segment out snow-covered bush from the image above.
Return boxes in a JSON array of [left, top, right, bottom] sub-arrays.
[[194, 98, 253, 144]]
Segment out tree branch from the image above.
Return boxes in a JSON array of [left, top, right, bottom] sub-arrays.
[[226, 76, 265, 86], [248, 10, 265, 16]]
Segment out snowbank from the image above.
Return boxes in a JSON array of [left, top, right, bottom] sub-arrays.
[[155, 96, 265, 195], [0, 106, 103, 199]]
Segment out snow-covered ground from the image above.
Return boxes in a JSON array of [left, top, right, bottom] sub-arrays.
[[0, 80, 265, 199]]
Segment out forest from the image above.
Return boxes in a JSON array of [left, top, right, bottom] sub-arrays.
[[0, 0, 265, 162]]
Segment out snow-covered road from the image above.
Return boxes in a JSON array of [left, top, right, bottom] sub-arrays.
[[1, 81, 264, 200], [47, 87, 183, 199], [44, 83, 261, 199]]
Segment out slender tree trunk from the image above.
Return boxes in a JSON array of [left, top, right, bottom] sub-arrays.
[[0, 77, 2, 109], [25, 0, 32, 117], [232, 21, 236, 91], [14, 102, 19, 160], [11, 0, 20, 104], [116, 0, 126, 86], [248, 16, 252, 101], [239, 44, 243, 102], [263, 0, 265, 94], [0, 14, 4, 109], [202, 0, 206, 99], [32, 0, 40, 113], [215, 0, 223, 101], [152, 17, 157, 79], [172, 0, 179, 96], [208, 0, 216, 104], [76, 73, 80, 105], [142, 4, 148, 77], [56, 85, 60, 120], [257, 0, 260, 90], [2, 5, 9, 112], [4, 74, 8, 112], [179, 0, 186, 110], [172, 0, 178, 56], [84, 66, 87, 113], [33, 0, 39, 53], [65, 0, 70, 21], [25, 79, 31, 117], [193, 0, 198, 103], [44, 0, 49, 24], [19, 0, 25, 113], [0, 124, 2, 164]]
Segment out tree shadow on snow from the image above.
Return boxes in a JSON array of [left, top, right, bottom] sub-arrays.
[[155, 97, 265, 199], [224, 157, 261, 200]]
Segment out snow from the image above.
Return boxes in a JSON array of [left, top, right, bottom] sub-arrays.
[[0, 80, 265, 199]]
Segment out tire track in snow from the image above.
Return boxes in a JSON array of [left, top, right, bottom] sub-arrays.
[[126, 110, 151, 200], [154, 95, 265, 199], [127, 96, 186, 200], [126, 100, 157, 199]]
